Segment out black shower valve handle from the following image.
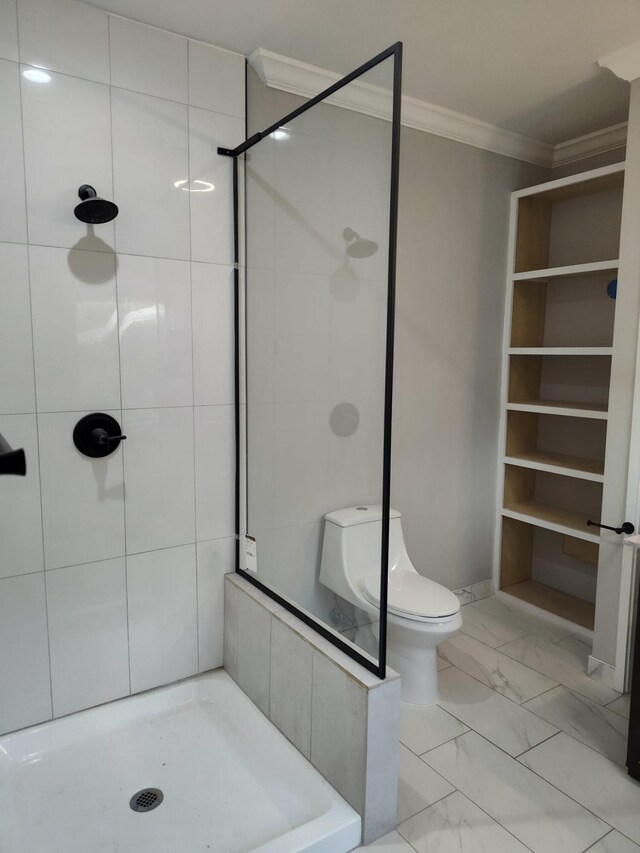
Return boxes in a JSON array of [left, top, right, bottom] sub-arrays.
[[73, 413, 126, 458], [91, 427, 127, 447], [587, 519, 635, 536]]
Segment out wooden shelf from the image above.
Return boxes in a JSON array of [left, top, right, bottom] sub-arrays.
[[512, 260, 619, 282], [504, 451, 604, 483], [502, 500, 600, 542], [508, 347, 612, 356], [506, 400, 608, 420], [501, 580, 595, 629]]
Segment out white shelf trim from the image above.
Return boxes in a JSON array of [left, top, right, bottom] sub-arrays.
[[508, 347, 613, 356], [513, 162, 626, 199], [512, 260, 619, 281], [506, 402, 608, 420], [501, 508, 601, 544], [503, 455, 605, 484]]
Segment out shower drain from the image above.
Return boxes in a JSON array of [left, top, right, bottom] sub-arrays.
[[129, 788, 164, 813]]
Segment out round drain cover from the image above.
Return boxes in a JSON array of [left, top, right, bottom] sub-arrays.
[[130, 788, 164, 813]]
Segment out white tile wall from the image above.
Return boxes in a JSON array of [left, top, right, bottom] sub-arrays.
[[111, 88, 190, 260], [21, 68, 114, 250], [0, 243, 34, 413], [29, 246, 120, 412], [191, 261, 234, 405], [194, 405, 234, 542], [0, 414, 43, 577], [17, 0, 110, 83], [188, 40, 245, 117], [117, 255, 192, 408], [0, 59, 26, 243], [46, 558, 129, 716], [0, 0, 243, 735], [127, 544, 198, 693], [38, 410, 125, 569], [188, 106, 244, 264], [108, 16, 188, 103], [123, 407, 195, 553], [0, 573, 51, 734], [0, 0, 19, 62], [197, 537, 234, 672]]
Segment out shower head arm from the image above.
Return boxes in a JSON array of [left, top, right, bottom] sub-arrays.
[[78, 184, 97, 201]]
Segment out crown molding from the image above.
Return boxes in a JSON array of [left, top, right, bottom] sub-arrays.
[[399, 94, 555, 165], [249, 49, 554, 166], [249, 49, 627, 169], [552, 122, 627, 166], [599, 40, 640, 82]]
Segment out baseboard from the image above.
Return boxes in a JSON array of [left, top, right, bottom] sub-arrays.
[[587, 654, 618, 690], [453, 579, 494, 605]]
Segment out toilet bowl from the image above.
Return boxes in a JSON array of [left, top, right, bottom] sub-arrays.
[[319, 505, 462, 704]]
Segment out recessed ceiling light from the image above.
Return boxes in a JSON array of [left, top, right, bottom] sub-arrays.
[[22, 68, 51, 83], [271, 129, 290, 141], [173, 179, 214, 192]]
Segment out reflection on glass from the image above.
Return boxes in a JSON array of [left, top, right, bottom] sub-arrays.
[[241, 54, 396, 668]]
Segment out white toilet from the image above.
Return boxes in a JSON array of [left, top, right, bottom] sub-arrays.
[[319, 505, 462, 704]]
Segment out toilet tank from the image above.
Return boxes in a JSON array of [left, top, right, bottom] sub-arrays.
[[319, 505, 403, 607]]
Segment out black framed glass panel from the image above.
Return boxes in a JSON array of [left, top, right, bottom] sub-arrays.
[[229, 44, 401, 678]]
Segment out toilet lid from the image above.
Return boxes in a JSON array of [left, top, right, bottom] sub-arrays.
[[363, 571, 460, 619]]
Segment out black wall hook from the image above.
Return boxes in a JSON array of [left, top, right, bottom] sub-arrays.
[[73, 413, 126, 458]]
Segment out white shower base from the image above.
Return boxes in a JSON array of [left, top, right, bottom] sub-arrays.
[[0, 670, 360, 853]]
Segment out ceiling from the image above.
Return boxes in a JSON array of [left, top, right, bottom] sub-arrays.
[[85, 0, 640, 144]]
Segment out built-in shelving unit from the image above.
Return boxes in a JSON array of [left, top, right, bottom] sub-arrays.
[[495, 163, 625, 631]]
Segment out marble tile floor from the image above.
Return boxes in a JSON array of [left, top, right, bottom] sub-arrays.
[[356, 595, 639, 853]]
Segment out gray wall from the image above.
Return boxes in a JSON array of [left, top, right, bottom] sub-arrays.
[[248, 68, 548, 592], [392, 130, 547, 588]]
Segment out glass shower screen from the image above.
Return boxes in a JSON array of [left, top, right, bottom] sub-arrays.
[[234, 43, 401, 677]]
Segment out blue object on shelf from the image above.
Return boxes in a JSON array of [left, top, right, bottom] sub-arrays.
[[607, 278, 618, 300]]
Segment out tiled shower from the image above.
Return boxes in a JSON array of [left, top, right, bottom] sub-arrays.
[[0, 0, 244, 734]]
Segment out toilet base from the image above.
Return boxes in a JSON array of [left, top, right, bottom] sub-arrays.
[[379, 611, 462, 705], [388, 645, 440, 705]]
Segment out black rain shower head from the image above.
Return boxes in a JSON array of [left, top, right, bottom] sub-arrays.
[[342, 227, 378, 258], [74, 184, 119, 224]]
